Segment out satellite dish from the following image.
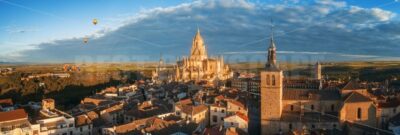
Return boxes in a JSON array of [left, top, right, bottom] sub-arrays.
[[92, 19, 98, 25]]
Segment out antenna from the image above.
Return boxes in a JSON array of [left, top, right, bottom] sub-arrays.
[[270, 19, 274, 41]]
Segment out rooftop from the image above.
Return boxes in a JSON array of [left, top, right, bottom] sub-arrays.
[[75, 114, 92, 127], [0, 98, 13, 107], [343, 92, 372, 103], [0, 109, 28, 123], [283, 89, 341, 101], [280, 112, 338, 122]]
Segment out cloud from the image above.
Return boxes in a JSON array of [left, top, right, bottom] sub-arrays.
[[315, 0, 347, 8], [9, 0, 400, 62], [5, 26, 38, 34]]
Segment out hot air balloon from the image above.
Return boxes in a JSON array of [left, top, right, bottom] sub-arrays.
[[83, 37, 89, 44], [92, 19, 98, 25]]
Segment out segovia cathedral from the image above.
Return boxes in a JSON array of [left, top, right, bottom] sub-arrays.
[[173, 28, 232, 82]]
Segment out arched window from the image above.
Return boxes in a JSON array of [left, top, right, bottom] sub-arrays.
[[290, 105, 294, 111], [357, 108, 362, 119], [272, 75, 276, 86], [311, 105, 314, 111], [289, 123, 292, 130], [266, 75, 270, 85], [331, 104, 335, 112]]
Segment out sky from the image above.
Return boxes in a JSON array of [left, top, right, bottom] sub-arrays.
[[0, 0, 400, 63]]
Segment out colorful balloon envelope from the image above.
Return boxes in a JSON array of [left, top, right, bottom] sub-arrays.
[[92, 19, 98, 25], [83, 37, 88, 43]]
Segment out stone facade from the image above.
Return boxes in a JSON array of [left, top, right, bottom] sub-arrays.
[[259, 31, 384, 135], [260, 34, 284, 134], [173, 29, 232, 82]]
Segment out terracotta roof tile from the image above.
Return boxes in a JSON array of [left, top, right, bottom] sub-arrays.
[[75, 114, 92, 127], [0, 109, 28, 122], [344, 92, 372, 103], [215, 95, 225, 101], [179, 98, 193, 105], [177, 104, 208, 116], [341, 80, 360, 90], [236, 112, 248, 122], [0, 98, 13, 107], [227, 99, 245, 109]]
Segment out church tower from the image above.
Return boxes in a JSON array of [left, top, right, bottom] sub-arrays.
[[158, 53, 164, 71], [261, 26, 284, 134], [315, 61, 322, 80], [190, 28, 208, 61]]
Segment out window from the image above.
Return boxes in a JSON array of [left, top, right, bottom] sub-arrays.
[[221, 109, 225, 113], [331, 104, 335, 111], [311, 105, 314, 111], [80, 127, 83, 132], [357, 108, 362, 119], [221, 117, 224, 121], [70, 131, 73, 135], [290, 105, 294, 111], [394, 108, 397, 113], [214, 108, 217, 112], [266, 75, 270, 85], [212, 115, 218, 122], [289, 124, 292, 130], [311, 124, 315, 129], [272, 75, 276, 86], [333, 124, 337, 128]]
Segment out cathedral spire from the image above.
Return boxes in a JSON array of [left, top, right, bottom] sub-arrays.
[[190, 27, 207, 60], [266, 20, 278, 70]]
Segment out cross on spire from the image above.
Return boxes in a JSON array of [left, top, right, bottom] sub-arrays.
[[271, 19, 274, 39], [270, 19, 275, 48]]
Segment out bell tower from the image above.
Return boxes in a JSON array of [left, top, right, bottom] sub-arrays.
[[261, 23, 283, 134]]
